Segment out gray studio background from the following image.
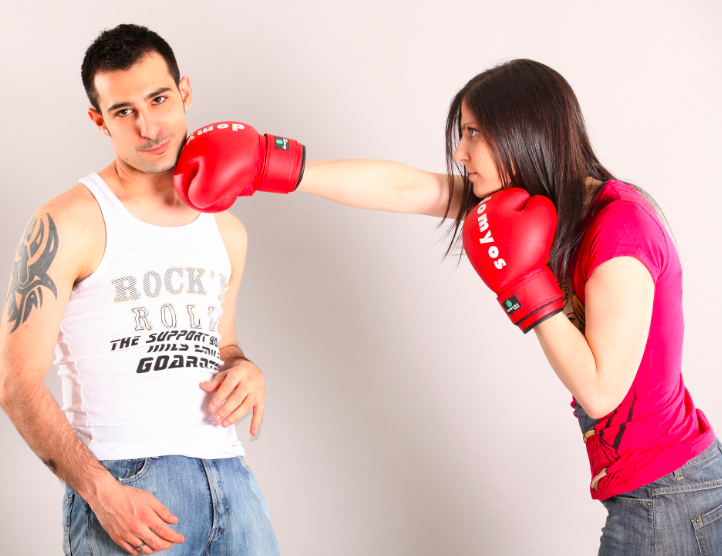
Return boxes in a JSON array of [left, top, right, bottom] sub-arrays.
[[1, 1, 721, 555]]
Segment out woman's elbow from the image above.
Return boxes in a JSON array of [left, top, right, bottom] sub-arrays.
[[581, 393, 627, 420]]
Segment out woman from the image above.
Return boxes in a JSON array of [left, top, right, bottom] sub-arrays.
[[176, 58, 721, 553], [297, 59, 722, 555]]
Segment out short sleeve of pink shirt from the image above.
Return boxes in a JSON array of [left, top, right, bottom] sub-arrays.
[[580, 198, 666, 286], [567, 180, 714, 501]]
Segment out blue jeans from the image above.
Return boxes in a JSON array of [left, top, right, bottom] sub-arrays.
[[599, 438, 722, 555], [62, 456, 280, 555]]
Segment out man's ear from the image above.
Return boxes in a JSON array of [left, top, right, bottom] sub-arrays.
[[87, 108, 110, 136], [179, 75, 192, 112]]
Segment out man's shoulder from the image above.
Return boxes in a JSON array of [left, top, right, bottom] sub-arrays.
[[213, 210, 246, 231], [213, 211, 248, 245], [41, 182, 101, 224], [212, 211, 248, 273], [9, 182, 106, 289], [34, 182, 105, 254]]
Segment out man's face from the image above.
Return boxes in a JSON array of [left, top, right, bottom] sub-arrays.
[[90, 52, 191, 175]]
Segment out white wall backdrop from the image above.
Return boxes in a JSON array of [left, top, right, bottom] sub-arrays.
[[1, 1, 720, 554]]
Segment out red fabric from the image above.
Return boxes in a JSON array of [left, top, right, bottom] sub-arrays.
[[567, 180, 715, 501]]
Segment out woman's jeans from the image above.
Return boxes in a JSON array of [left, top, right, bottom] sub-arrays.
[[599, 438, 722, 556], [62, 455, 280, 555]]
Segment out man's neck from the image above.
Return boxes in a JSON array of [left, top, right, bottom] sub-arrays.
[[97, 160, 200, 227]]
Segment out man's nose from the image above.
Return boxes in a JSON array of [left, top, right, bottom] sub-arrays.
[[136, 109, 161, 140]]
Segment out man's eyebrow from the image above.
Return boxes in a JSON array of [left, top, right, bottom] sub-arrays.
[[106, 87, 174, 113]]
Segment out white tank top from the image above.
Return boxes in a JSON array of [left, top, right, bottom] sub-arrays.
[[54, 174, 243, 460]]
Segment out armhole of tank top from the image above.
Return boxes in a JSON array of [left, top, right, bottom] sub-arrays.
[[74, 175, 115, 290], [206, 212, 234, 279]]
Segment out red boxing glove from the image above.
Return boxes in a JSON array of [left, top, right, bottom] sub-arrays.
[[173, 121, 305, 213], [462, 188, 564, 333]]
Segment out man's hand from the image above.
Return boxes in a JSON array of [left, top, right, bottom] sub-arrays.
[[90, 479, 185, 554], [201, 358, 265, 436]]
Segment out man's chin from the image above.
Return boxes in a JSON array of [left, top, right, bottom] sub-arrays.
[[130, 157, 177, 175], [123, 141, 183, 175], [144, 162, 176, 174]]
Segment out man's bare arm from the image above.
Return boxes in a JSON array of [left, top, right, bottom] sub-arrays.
[[0, 363, 122, 495], [219, 344, 251, 369], [0, 193, 184, 554], [0, 205, 114, 499], [201, 212, 265, 436]]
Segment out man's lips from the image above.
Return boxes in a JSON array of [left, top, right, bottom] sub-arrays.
[[141, 139, 171, 154]]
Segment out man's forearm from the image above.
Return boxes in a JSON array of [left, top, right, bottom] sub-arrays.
[[1, 379, 115, 504], [219, 344, 250, 371]]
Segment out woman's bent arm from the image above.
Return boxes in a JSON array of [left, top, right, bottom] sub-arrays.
[[534, 256, 655, 419]]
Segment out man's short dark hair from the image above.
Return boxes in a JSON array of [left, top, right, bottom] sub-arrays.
[[81, 24, 181, 112]]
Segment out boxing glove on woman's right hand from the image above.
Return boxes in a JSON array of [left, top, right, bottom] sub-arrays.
[[173, 121, 305, 213]]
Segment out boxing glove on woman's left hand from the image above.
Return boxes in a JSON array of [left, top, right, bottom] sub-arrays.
[[173, 121, 305, 213], [462, 187, 564, 333]]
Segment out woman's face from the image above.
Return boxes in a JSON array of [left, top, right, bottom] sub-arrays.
[[454, 102, 505, 198]]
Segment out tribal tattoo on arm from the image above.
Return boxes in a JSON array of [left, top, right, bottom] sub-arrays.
[[5, 213, 59, 333]]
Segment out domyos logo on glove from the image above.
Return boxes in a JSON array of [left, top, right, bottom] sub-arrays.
[[471, 196, 507, 270], [185, 123, 246, 145]]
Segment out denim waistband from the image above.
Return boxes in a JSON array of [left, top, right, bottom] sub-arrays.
[[679, 437, 721, 469]]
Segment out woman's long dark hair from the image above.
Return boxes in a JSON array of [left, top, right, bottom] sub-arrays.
[[444, 59, 664, 280]]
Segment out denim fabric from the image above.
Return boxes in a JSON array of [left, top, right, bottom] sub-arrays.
[[62, 455, 280, 555], [599, 438, 722, 556]]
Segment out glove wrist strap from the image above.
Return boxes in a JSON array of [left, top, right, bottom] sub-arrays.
[[257, 134, 305, 194], [497, 267, 564, 329]]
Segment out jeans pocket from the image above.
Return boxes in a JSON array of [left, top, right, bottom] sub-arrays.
[[237, 456, 252, 474], [692, 501, 722, 556], [102, 458, 153, 485], [62, 492, 74, 556]]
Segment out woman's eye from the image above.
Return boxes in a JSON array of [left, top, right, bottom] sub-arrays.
[[469, 128, 479, 138]]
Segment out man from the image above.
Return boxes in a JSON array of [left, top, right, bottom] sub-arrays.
[[0, 24, 284, 555]]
